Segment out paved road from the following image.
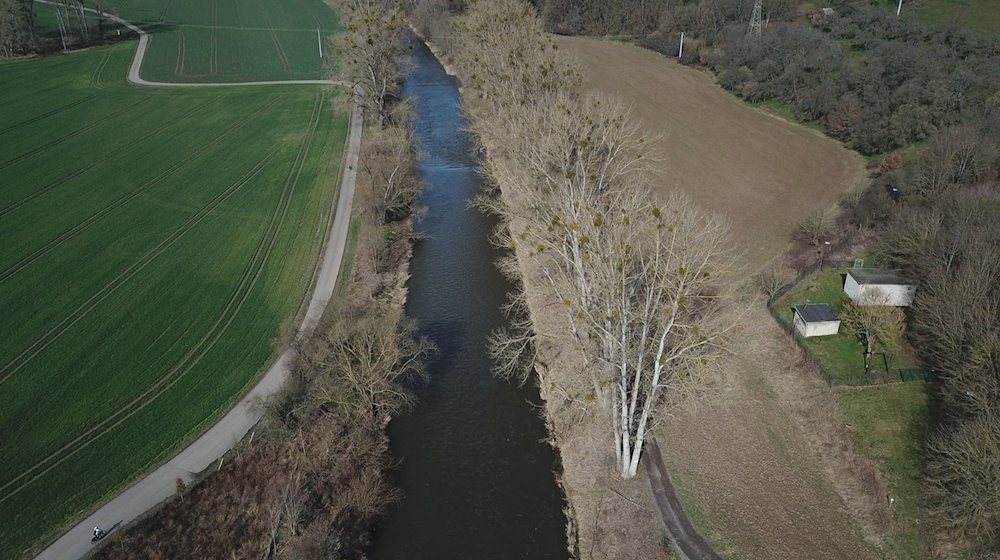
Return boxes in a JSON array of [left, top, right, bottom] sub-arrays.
[[30, 14, 364, 557]]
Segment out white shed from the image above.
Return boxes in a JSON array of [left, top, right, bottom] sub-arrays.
[[844, 269, 916, 306], [792, 303, 841, 338]]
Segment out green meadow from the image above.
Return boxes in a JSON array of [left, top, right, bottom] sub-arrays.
[[104, 0, 342, 82], [0, 23, 347, 557]]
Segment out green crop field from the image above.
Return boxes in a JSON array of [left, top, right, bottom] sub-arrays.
[[34, 0, 341, 82], [0, 20, 347, 557], [876, 0, 1000, 36], [99, 0, 342, 82]]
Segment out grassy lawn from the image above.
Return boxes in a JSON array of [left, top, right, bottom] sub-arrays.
[[776, 262, 922, 379], [875, 0, 1000, 36], [0, 34, 347, 557], [835, 382, 933, 559]]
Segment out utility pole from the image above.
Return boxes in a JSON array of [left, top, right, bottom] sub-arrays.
[[896, 0, 903, 16], [678, 32, 684, 59], [317, 28, 322, 58], [748, 0, 763, 40]]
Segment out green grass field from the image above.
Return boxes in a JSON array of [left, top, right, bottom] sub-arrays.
[[835, 382, 932, 559], [876, 0, 1000, 36], [60, 0, 342, 82], [0, 32, 347, 557]]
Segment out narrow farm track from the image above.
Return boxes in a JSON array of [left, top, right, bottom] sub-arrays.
[[0, 150, 281, 504], [0, 95, 97, 136], [0, 97, 152, 171], [0, 96, 285, 284], [0, 95, 224, 220]]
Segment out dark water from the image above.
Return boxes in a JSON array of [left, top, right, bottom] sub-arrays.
[[369, 40, 569, 560]]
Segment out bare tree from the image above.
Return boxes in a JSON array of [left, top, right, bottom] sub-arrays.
[[925, 411, 1000, 550], [794, 207, 835, 246], [478, 91, 738, 478], [0, 0, 34, 57], [450, 0, 580, 112], [913, 126, 998, 196], [584, 191, 738, 477], [359, 120, 422, 223], [304, 309, 431, 425], [332, 0, 410, 127], [839, 290, 905, 374]]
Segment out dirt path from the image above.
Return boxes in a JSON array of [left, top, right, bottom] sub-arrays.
[[644, 439, 723, 560], [35, 0, 350, 88], [30, 83, 364, 560]]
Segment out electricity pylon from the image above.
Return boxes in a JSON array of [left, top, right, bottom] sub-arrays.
[[748, 0, 763, 39]]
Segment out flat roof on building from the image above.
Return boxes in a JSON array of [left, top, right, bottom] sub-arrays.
[[847, 268, 910, 285]]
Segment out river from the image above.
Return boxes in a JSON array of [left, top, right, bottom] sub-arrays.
[[369, 39, 570, 560]]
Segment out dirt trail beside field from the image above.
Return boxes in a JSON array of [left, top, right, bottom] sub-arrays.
[[557, 36, 864, 271]]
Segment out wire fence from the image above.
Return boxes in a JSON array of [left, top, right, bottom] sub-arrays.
[[765, 253, 929, 386]]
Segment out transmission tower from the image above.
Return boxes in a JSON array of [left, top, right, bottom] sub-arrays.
[[748, 0, 763, 39]]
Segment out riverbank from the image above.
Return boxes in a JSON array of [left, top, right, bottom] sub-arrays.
[[414, 31, 667, 559], [418, 17, 888, 560]]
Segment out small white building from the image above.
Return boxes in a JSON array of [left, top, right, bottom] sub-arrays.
[[792, 303, 841, 338], [844, 269, 916, 306]]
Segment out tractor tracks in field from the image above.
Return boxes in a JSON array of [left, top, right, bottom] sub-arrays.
[[0, 152, 279, 504], [259, 0, 291, 73], [0, 95, 97, 137], [0, 94, 286, 382], [0, 90, 326, 505], [91, 48, 114, 88], [0, 95, 224, 221], [0, 97, 153, 172]]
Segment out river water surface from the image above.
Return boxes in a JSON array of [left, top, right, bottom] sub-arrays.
[[369, 40, 569, 560]]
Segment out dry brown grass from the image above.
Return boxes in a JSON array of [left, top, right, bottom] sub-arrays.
[[660, 305, 888, 560], [534, 36, 888, 560], [555, 36, 865, 271]]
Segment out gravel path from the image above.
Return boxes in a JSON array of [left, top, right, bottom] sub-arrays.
[[29, 9, 363, 557]]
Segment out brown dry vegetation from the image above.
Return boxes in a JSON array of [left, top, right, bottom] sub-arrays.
[[548, 36, 889, 560], [555, 35, 865, 270]]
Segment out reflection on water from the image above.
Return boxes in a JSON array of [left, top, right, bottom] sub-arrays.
[[369, 38, 569, 560]]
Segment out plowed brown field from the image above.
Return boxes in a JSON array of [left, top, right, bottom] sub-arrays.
[[557, 36, 864, 270]]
